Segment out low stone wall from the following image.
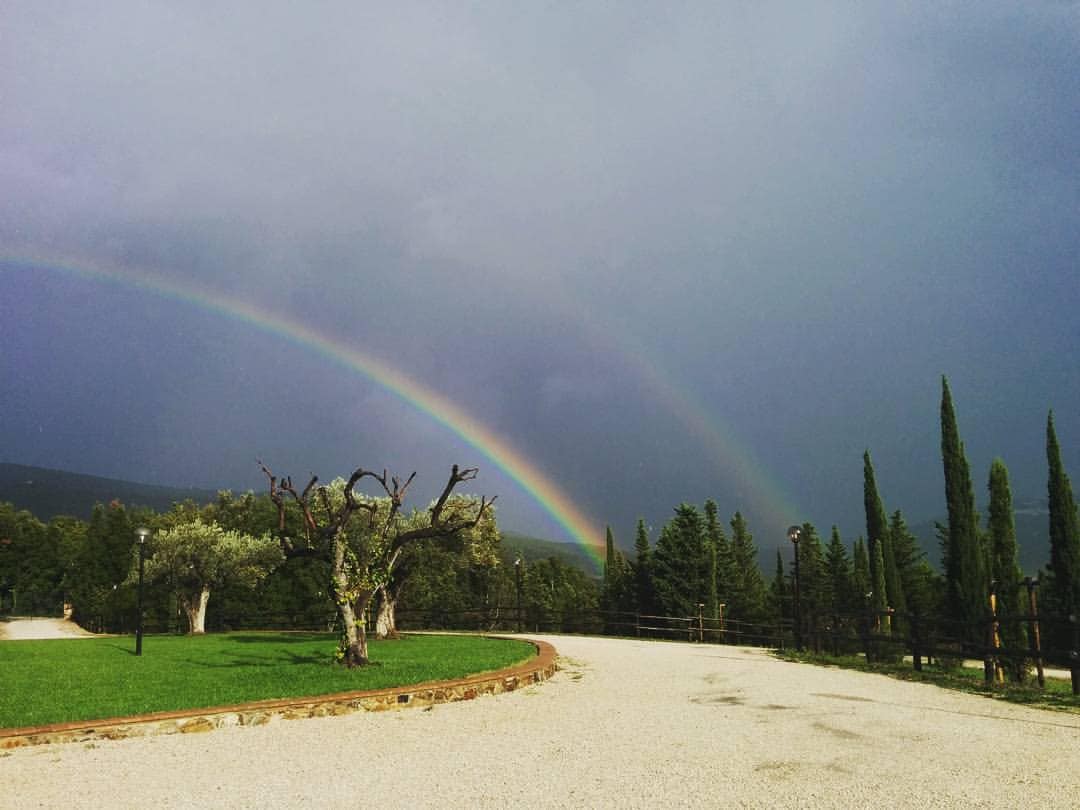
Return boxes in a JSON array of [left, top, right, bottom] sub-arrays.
[[0, 637, 556, 750]]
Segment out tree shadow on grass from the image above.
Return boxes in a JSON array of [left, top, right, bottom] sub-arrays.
[[225, 633, 333, 644]]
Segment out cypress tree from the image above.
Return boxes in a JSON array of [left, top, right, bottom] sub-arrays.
[[940, 377, 987, 636], [703, 500, 725, 619], [870, 538, 889, 628], [633, 518, 655, 615], [1046, 412, 1080, 620], [852, 538, 870, 608], [987, 458, 1027, 680], [864, 450, 905, 621]]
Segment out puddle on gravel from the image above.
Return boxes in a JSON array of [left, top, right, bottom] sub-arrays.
[[690, 692, 745, 706], [812, 721, 863, 740], [811, 692, 874, 702]]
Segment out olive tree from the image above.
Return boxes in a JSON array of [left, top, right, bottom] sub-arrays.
[[259, 461, 493, 667], [141, 518, 282, 633]]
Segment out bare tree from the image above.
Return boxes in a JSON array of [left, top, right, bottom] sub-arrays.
[[259, 461, 494, 667]]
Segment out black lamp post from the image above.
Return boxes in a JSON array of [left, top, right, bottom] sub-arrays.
[[514, 558, 524, 633], [135, 527, 151, 656], [787, 525, 803, 652]]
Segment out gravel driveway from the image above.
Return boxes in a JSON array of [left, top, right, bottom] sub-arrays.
[[2, 634, 1078, 808]]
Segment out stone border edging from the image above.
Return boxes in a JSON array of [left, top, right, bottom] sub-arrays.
[[0, 636, 557, 750]]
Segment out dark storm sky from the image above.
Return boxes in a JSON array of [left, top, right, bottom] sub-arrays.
[[2, 3, 1078, 560]]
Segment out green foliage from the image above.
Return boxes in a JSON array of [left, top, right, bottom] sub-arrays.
[[796, 522, 826, 630], [519, 556, 600, 632], [652, 504, 708, 618], [824, 526, 853, 615], [1046, 412, 1080, 619], [864, 451, 906, 621], [769, 549, 786, 621], [852, 537, 870, 607], [600, 525, 633, 619], [703, 500, 724, 620], [633, 518, 656, 615], [727, 512, 768, 622], [986, 458, 1028, 681], [140, 517, 283, 632], [940, 377, 987, 635], [0, 503, 64, 615], [0, 633, 536, 728]]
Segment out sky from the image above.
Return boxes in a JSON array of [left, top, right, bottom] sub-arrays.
[[2, 3, 1078, 567]]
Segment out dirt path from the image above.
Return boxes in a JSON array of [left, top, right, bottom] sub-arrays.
[[0, 617, 98, 640], [2, 634, 1078, 807]]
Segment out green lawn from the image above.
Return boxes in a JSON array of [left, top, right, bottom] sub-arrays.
[[0, 633, 535, 729]]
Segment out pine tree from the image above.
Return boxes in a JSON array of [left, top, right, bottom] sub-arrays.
[[940, 377, 987, 636], [888, 510, 928, 615], [633, 518, 655, 615], [652, 504, 707, 618], [824, 526, 853, 615], [769, 550, 787, 622], [728, 511, 768, 622], [987, 458, 1027, 680], [1046, 412, 1080, 620], [864, 450, 905, 623]]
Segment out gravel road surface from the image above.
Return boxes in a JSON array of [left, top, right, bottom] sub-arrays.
[[0, 618, 97, 640], [2, 634, 1078, 808]]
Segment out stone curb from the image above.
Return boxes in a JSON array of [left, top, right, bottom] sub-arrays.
[[0, 636, 557, 750]]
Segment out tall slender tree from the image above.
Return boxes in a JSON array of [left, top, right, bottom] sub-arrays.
[[852, 538, 870, 609], [940, 377, 986, 636], [703, 500, 725, 620], [633, 518, 655, 615], [864, 451, 905, 623], [987, 458, 1027, 680], [1046, 412, 1080, 621]]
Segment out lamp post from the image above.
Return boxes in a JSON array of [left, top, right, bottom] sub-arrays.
[[514, 558, 524, 633], [135, 527, 151, 656], [787, 525, 803, 652]]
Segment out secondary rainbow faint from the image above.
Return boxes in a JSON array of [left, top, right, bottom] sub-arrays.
[[3, 255, 607, 570]]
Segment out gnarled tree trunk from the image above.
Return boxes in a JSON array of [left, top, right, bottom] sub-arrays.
[[180, 585, 211, 634], [335, 593, 369, 667], [375, 585, 399, 640]]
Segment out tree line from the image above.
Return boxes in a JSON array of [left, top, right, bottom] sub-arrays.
[[2, 376, 1077, 673], [601, 377, 1079, 677]]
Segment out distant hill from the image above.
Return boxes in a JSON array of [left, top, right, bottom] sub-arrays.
[[909, 498, 1051, 577], [0, 462, 221, 520], [498, 530, 601, 576], [0, 462, 601, 575]]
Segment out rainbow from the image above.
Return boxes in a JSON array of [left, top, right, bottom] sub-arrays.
[[2, 255, 607, 568], [549, 289, 806, 536]]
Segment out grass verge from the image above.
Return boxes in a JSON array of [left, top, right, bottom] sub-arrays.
[[0, 632, 535, 729], [774, 649, 1080, 714]]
